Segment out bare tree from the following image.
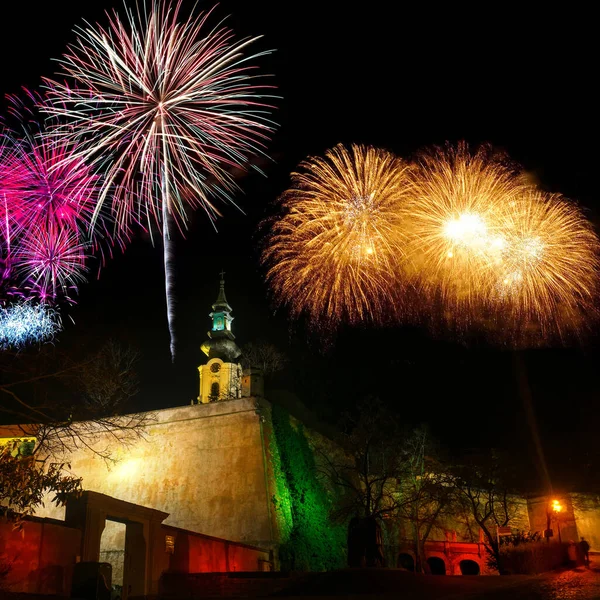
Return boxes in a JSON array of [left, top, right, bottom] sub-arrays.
[[241, 340, 287, 377], [450, 450, 525, 573], [315, 398, 410, 567], [0, 340, 152, 524], [397, 427, 454, 573], [316, 398, 407, 522]]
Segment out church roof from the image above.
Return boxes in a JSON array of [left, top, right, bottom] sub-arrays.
[[212, 276, 232, 312]]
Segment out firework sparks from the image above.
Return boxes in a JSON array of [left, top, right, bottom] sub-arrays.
[[404, 143, 600, 339], [0, 93, 109, 302], [262, 144, 412, 327], [491, 188, 600, 337], [15, 223, 88, 302], [0, 301, 61, 350], [43, 0, 275, 358], [402, 143, 526, 312]]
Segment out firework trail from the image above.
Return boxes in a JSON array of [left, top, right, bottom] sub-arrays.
[[43, 0, 276, 359], [262, 144, 412, 328]]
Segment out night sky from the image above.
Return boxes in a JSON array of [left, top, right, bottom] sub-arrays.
[[2, 2, 598, 490]]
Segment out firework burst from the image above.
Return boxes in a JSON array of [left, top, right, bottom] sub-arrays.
[[14, 223, 87, 302], [0, 301, 61, 350], [0, 92, 111, 302], [402, 143, 527, 312], [262, 144, 412, 327], [403, 143, 600, 340], [43, 0, 276, 358], [490, 187, 600, 338]]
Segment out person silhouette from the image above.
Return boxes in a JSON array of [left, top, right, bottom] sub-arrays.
[[579, 537, 590, 567]]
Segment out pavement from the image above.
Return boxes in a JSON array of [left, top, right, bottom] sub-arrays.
[[459, 567, 600, 600], [4, 567, 600, 600], [272, 567, 600, 600]]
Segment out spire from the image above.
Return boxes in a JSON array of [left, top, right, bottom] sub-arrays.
[[212, 270, 232, 312], [201, 274, 240, 361]]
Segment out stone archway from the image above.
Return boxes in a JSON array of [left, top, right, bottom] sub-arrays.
[[65, 491, 168, 598], [427, 556, 446, 575], [459, 559, 480, 575], [397, 553, 415, 571]]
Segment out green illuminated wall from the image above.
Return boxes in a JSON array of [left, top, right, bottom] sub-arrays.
[[270, 404, 346, 571]]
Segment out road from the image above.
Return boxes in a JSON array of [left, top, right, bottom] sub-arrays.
[[274, 567, 600, 600], [458, 567, 600, 600]]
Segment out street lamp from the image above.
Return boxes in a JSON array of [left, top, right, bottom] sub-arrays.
[[552, 500, 563, 543]]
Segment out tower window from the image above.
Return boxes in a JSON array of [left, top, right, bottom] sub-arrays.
[[210, 382, 220, 401], [210, 362, 221, 373]]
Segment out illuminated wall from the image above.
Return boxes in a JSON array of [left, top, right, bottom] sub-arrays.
[[0, 517, 81, 595], [527, 495, 579, 543], [572, 494, 600, 551], [30, 398, 277, 550]]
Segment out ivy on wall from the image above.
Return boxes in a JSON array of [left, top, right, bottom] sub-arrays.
[[270, 404, 346, 571]]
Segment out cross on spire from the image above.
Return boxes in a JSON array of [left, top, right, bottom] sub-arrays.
[[220, 269, 226, 280]]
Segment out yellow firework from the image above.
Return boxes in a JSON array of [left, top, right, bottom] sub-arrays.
[[262, 144, 411, 326], [403, 143, 528, 313], [491, 188, 600, 337], [404, 143, 600, 339]]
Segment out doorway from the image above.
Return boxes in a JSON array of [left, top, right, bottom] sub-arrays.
[[459, 559, 480, 575], [398, 553, 415, 571], [100, 520, 125, 597], [427, 556, 446, 575], [99, 518, 146, 600]]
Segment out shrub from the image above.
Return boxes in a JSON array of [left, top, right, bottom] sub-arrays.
[[270, 404, 347, 571], [498, 541, 568, 574]]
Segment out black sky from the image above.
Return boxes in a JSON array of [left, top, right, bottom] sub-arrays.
[[2, 2, 599, 489]]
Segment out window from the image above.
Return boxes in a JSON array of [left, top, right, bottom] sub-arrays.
[[210, 362, 221, 373], [210, 382, 220, 400]]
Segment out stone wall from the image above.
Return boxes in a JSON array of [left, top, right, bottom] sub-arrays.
[[528, 495, 579, 543], [34, 398, 276, 549], [572, 494, 600, 551], [159, 525, 271, 574], [0, 517, 81, 595]]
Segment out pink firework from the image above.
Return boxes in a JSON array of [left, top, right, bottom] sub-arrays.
[[43, 0, 276, 358], [0, 92, 117, 302], [1, 124, 25, 286], [3, 92, 115, 245], [3, 135, 103, 243], [14, 222, 87, 302], [43, 0, 275, 232]]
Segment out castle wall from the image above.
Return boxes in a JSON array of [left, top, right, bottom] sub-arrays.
[[34, 398, 275, 548], [572, 494, 600, 551], [527, 495, 579, 543], [0, 517, 81, 595], [160, 525, 270, 574]]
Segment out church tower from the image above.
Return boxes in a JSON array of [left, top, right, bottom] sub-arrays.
[[198, 274, 243, 403]]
